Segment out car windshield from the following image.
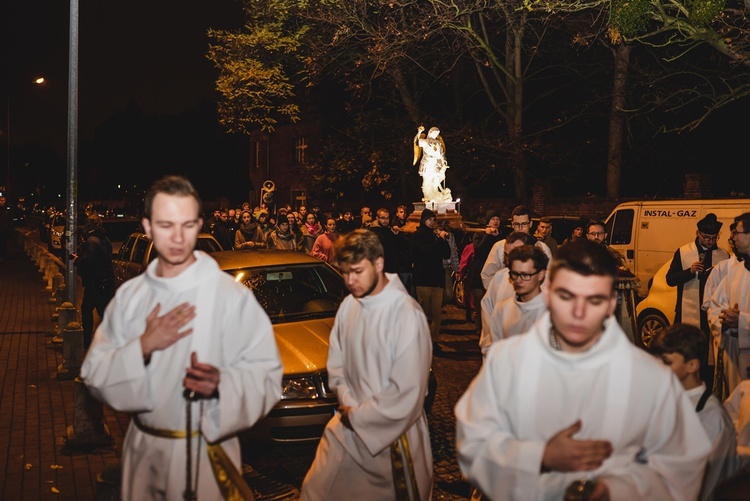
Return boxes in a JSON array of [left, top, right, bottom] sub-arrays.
[[226, 263, 347, 323]]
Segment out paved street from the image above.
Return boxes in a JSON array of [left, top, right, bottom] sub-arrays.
[[0, 227, 482, 499], [241, 304, 483, 500]]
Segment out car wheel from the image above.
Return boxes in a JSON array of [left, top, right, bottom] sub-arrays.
[[637, 310, 669, 349], [453, 279, 466, 308]]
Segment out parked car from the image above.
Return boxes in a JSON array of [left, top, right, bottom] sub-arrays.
[[213, 250, 346, 442], [635, 258, 676, 349], [212, 249, 437, 443], [112, 231, 223, 288]]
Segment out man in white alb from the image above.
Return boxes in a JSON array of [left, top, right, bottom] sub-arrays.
[[478, 232, 537, 354], [81, 175, 283, 500], [481, 244, 548, 356], [301, 229, 433, 500], [456, 239, 710, 500], [707, 212, 750, 396]]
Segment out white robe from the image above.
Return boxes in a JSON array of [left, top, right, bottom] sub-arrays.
[[301, 273, 433, 500], [684, 384, 740, 500], [455, 313, 711, 501], [482, 293, 546, 356], [703, 256, 741, 366], [707, 262, 750, 395], [480, 239, 552, 289], [81, 251, 283, 500], [724, 379, 750, 461], [479, 268, 515, 351]]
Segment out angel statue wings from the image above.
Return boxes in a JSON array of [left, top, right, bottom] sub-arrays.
[[413, 125, 453, 203]]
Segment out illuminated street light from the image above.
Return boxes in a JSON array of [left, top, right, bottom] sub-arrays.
[[4, 76, 46, 197]]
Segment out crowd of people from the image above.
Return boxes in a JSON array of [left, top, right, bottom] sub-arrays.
[[73, 176, 750, 501]]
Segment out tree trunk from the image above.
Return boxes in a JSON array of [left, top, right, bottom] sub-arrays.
[[508, 27, 526, 199], [606, 43, 631, 198]]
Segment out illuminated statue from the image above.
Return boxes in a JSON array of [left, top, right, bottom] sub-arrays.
[[413, 125, 452, 203]]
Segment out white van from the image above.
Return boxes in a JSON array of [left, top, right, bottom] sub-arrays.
[[603, 199, 750, 298]]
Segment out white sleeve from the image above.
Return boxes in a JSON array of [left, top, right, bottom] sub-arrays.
[[455, 353, 546, 499], [481, 240, 505, 289]]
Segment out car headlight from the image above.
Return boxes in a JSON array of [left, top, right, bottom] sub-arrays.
[[281, 376, 319, 400]]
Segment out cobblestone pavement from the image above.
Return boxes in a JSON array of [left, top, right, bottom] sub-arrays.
[[242, 303, 483, 500]]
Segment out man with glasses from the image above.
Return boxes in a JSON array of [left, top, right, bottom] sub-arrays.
[[586, 219, 630, 273], [481, 244, 549, 357], [480, 205, 552, 289], [707, 212, 750, 395], [667, 213, 729, 387]]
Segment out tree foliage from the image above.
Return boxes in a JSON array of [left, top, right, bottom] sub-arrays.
[[206, 0, 750, 201]]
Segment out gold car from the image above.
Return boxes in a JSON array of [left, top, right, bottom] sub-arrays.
[[212, 250, 347, 443]]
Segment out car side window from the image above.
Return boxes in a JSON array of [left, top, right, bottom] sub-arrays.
[[195, 237, 221, 253], [132, 237, 149, 264]]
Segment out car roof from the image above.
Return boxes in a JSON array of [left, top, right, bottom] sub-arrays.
[[211, 249, 326, 269]]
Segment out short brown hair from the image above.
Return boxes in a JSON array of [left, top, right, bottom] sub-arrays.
[[335, 229, 384, 266], [550, 238, 617, 283], [143, 175, 202, 220]]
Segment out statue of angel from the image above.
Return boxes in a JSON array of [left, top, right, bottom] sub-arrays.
[[413, 125, 452, 203]]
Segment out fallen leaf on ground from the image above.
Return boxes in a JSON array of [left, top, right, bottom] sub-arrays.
[[25, 463, 32, 470], [51, 486, 60, 494], [50, 464, 63, 469]]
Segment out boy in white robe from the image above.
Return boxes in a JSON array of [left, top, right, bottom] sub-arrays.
[[301, 229, 433, 501], [482, 244, 548, 356], [456, 239, 711, 501], [81, 176, 283, 500], [649, 323, 740, 500], [479, 232, 537, 352]]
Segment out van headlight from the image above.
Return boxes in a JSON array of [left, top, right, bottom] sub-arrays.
[[280, 376, 319, 400]]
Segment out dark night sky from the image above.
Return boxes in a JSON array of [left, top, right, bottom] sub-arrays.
[[3, 0, 244, 157]]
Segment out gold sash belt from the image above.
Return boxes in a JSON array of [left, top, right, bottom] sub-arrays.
[[390, 433, 421, 501], [133, 416, 256, 500]]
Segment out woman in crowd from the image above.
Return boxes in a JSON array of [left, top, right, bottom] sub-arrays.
[[268, 214, 298, 251], [311, 216, 340, 265], [300, 212, 322, 254], [234, 209, 267, 250]]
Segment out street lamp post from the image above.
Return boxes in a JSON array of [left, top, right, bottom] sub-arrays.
[[4, 77, 45, 197], [65, 0, 79, 304]]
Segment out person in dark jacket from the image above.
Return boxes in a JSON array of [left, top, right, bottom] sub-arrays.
[[211, 208, 234, 250], [73, 214, 116, 350], [411, 209, 451, 352]]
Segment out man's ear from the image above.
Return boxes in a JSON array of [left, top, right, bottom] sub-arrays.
[[686, 358, 701, 376], [142, 217, 151, 239], [375, 256, 385, 274]]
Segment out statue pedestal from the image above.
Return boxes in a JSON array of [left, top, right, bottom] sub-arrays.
[[412, 201, 459, 214], [402, 201, 462, 233]]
